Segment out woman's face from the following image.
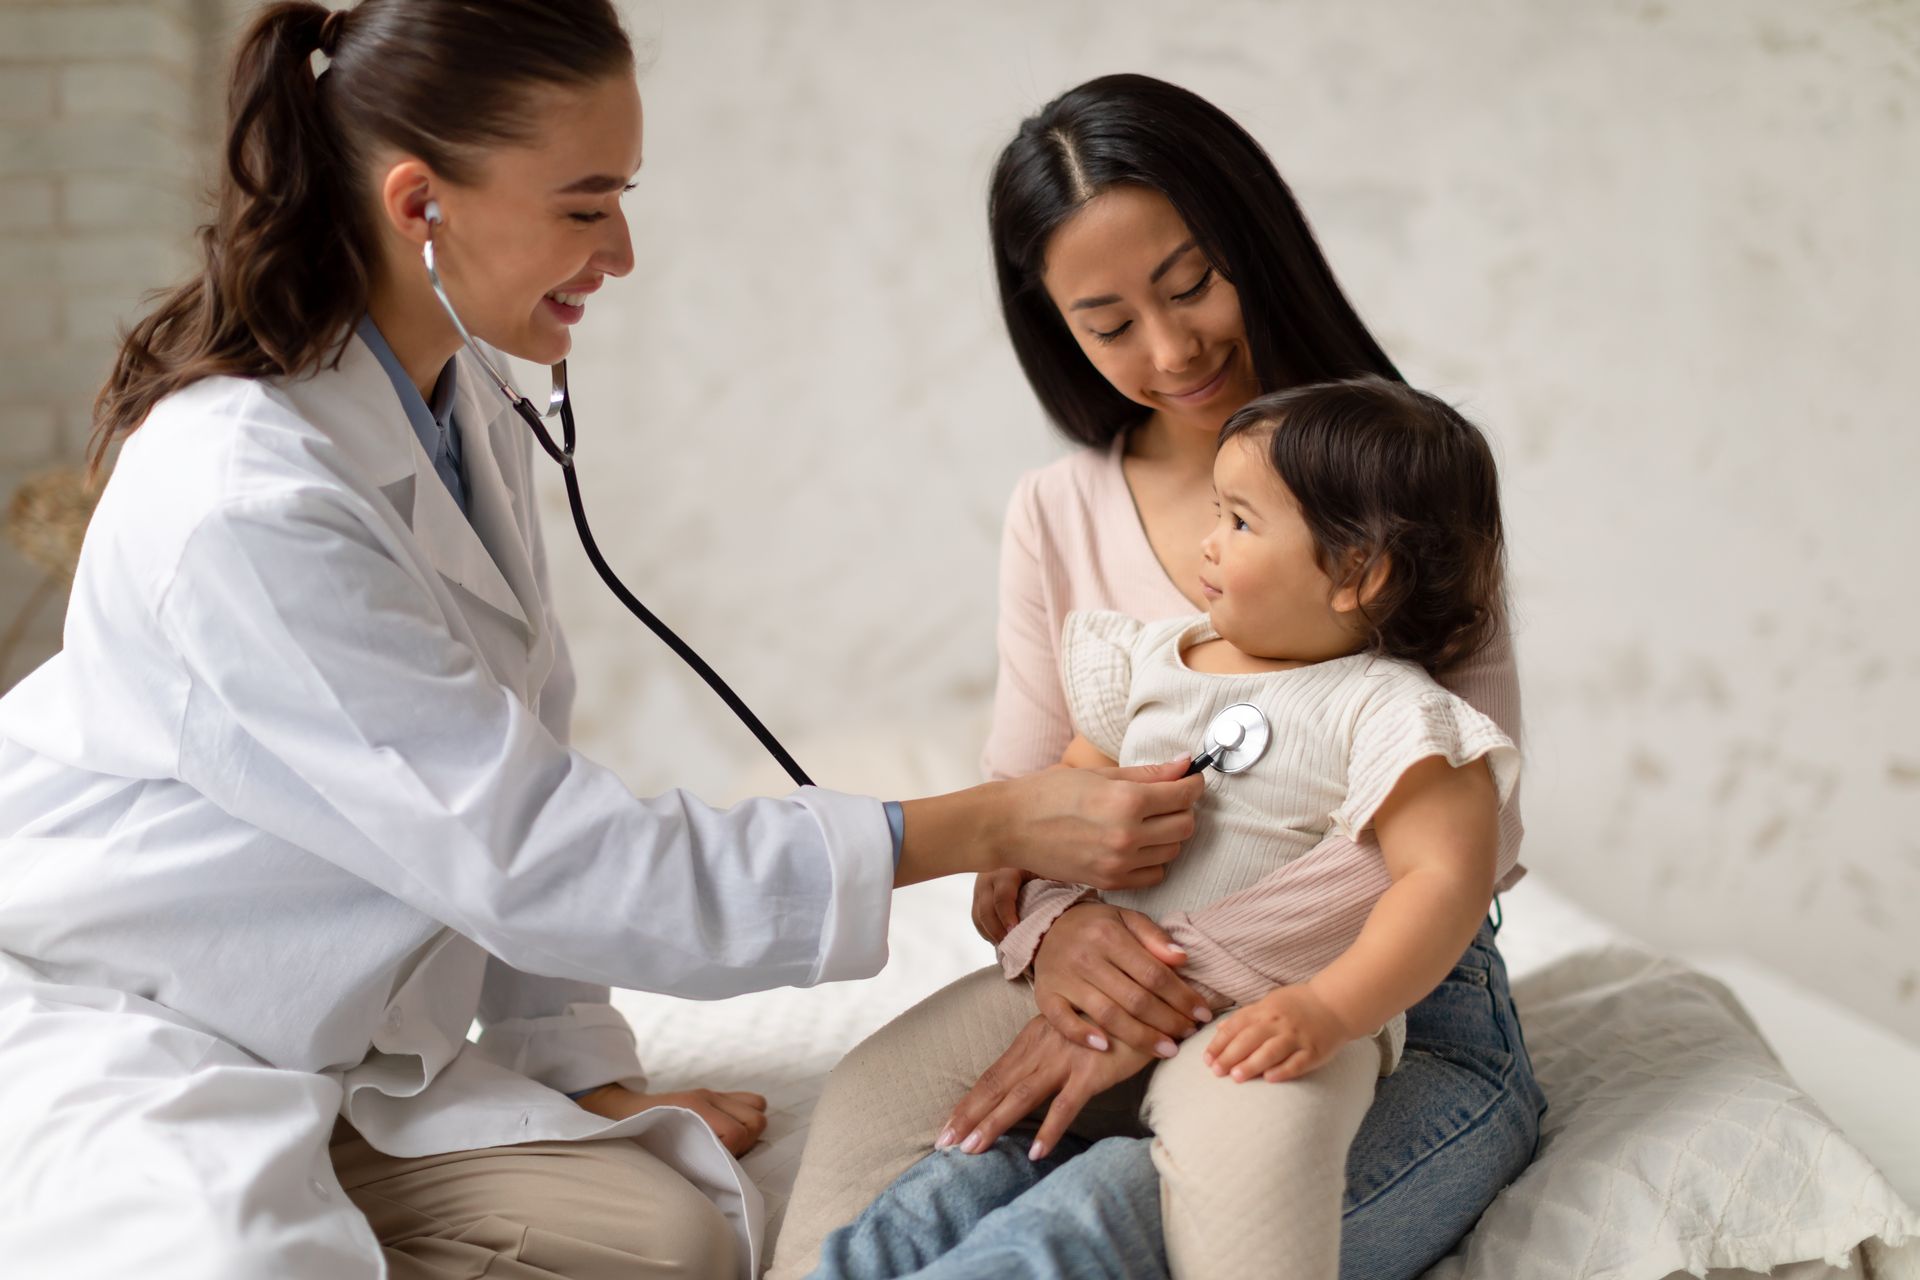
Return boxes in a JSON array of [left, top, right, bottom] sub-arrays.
[[394, 72, 645, 366], [1040, 185, 1262, 436]]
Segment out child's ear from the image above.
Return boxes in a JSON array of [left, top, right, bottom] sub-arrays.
[[1330, 551, 1391, 615]]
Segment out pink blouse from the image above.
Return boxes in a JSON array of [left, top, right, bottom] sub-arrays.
[[984, 438, 1527, 1006]]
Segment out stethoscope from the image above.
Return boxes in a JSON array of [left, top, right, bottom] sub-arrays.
[[1182, 702, 1271, 777], [421, 202, 814, 788], [421, 203, 1276, 791]]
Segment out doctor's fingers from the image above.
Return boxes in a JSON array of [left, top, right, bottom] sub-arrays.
[[1114, 767, 1208, 817]]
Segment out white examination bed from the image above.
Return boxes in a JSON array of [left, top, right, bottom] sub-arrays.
[[611, 874, 1920, 1278]]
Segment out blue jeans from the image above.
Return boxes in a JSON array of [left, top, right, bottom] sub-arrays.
[[808, 917, 1545, 1280]]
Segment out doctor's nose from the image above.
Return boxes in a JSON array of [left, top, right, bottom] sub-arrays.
[[594, 210, 636, 279]]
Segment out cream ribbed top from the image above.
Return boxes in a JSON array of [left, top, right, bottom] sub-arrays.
[[1064, 611, 1519, 922]]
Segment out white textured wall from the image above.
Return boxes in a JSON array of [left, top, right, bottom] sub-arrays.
[[544, 0, 1920, 1042], [1, 1, 1913, 1043], [0, 0, 223, 684]]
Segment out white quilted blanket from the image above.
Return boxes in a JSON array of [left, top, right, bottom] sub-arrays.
[[612, 877, 1920, 1278]]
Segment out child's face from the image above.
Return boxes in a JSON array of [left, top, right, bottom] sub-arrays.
[[1201, 436, 1367, 662]]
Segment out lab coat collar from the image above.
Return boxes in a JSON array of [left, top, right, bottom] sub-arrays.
[[291, 333, 536, 633]]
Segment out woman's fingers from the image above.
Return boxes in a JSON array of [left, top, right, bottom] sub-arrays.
[[1111, 942, 1208, 1028], [1027, 1085, 1091, 1162], [1073, 980, 1180, 1056], [1038, 990, 1110, 1051], [1116, 907, 1192, 970], [939, 1024, 1070, 1154], [956, 1070, 1054, 1155]]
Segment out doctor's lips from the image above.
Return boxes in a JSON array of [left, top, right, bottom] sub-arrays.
[[542, 279, 601, 324], [1156, 347, 1236, 406]]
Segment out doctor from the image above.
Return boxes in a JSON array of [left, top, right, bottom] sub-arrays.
[[0, 3, 1203, 1278]]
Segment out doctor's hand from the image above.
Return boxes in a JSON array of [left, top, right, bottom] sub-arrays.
[[936, 1015, 1155, 1163], [898, 760, 1201, 891], [996, 760, 1203, 890], [574, 1083, 768, 1157]]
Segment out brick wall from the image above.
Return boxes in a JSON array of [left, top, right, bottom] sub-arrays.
[[0, 0, 237, 689]]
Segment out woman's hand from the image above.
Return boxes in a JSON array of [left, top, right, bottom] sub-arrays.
[[971, 869, 1033, 943], [574, 1083, 769, 1157], [1033, 902, 1211, 1054], [1202, 984, 1357, 1084], [935, 1016, 1156, 1162]]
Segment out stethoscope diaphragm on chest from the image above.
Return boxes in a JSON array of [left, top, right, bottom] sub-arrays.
[[1183, 702, 1272, 777]]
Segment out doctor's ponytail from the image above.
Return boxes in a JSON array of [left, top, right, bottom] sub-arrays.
[[89, 0, 634, 474]]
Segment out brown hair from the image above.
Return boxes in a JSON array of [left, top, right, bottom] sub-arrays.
[[88, 0, 634, 474], [1218, 376, 1507, 673]]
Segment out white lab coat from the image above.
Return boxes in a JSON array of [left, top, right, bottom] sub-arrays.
[[0, 332, 895, 1279]]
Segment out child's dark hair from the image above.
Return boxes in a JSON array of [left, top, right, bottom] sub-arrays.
[[1218, 377, 1506, 673]]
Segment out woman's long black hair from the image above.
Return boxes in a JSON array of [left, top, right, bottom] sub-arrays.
[[989, 73, 1401, 448]]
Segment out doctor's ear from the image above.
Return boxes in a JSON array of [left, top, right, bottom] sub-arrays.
[[375, 159, 444, 241]]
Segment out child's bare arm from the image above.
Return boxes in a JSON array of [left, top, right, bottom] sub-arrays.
[[1204, 754, 1498, 1082], [1059, 733, 1117, 770]]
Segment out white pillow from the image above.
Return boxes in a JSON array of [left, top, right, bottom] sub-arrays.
[[1428, 947, 1920, 1280]]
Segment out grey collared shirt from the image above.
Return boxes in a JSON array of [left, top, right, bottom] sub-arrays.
[[356, 315, 469, 518]]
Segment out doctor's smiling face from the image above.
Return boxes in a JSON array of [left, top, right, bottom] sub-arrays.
[[370, 71, 644, 372]]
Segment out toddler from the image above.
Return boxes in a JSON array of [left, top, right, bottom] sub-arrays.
[[772, 377, 1520, 1280]]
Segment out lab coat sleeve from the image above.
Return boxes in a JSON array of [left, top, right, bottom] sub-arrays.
[[156, 493, 894, 999], [471, 954, 648, 1095]]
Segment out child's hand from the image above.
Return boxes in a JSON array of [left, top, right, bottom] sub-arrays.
[[1203, 984, 1357, 1084]]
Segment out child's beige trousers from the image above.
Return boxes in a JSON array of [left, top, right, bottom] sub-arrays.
[[767, 965, 1380, 1280]]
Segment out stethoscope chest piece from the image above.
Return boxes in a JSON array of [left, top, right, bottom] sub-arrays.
[[1192, 702, 1271, 776]]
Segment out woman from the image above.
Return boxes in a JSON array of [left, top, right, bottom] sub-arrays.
[[0, 12, 1205, 1280], [771, 75, 1546, 1279]]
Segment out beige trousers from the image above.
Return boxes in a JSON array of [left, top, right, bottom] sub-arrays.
[[329, 1121, 737, 1279], [768, 965, 1378, 1280]]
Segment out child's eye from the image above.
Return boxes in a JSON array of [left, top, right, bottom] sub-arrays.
[[1173, 267, 1215, 302], [1233, 514, 1249, 532], [1090, 321, 1132, 345]]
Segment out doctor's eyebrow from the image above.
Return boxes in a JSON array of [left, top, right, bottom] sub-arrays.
[[1068, 239, 1200, 311], [556, 171, 641, 195]]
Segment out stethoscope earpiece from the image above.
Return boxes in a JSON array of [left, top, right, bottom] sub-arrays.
[[424, 199, 443, 227]]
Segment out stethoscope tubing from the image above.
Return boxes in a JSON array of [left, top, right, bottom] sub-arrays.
[[505, 386, 816, 790]]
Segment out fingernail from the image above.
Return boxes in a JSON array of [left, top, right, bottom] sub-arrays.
[[1231, 1067, 1247, 1082], [961, 1130, 984, 1154], [1087, 1033, 1109, 1052], [1193, 1006, 1212, 1022], [936, 1126, 956, 1150], [1029, 1139, 1046, 1161], [1156, 1039, 1178, 1058]]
